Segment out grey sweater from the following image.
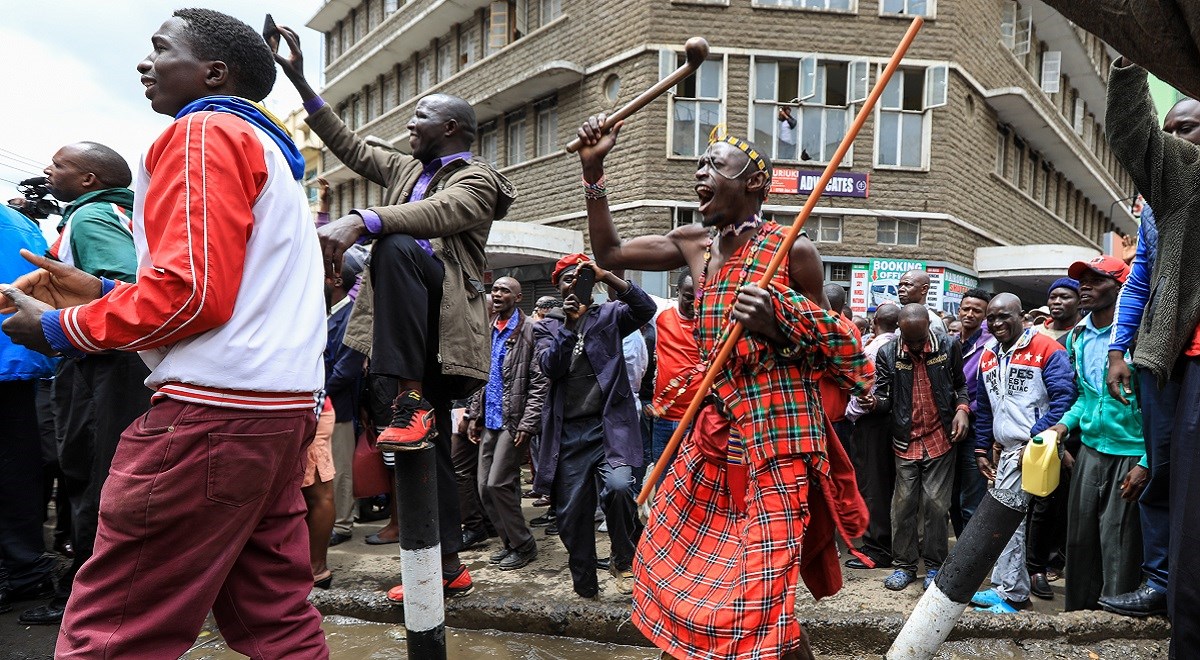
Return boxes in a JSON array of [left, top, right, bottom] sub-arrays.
[[1106, 62, 1200, 381]]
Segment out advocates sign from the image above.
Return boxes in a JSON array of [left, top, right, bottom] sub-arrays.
[[770, 168, 869, 198]]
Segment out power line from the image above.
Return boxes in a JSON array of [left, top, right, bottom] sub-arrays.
[[0, 147, 45, 169], [0, 157, 41, 177]]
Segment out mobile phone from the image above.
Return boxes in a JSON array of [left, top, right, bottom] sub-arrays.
[[572, 266, 596, 304], [263, 14, 280, 54]]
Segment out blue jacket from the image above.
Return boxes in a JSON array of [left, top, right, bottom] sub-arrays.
[[975, 328, 1076, 453], [324, 299, 365, 423], [534, 282, 656, 494], [1, 206, 55, 381], [1111, 205, 1157, 354]]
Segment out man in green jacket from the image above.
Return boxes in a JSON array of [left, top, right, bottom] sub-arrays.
[[274, 26, 516, 602], [1049, 256, 1147, 612], [19, 141, 152, 625]]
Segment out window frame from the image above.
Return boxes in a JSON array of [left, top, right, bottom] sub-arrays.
[[749, 55, 867, 165], [534, 96, 558, 157], [876, 217, 920, 246], [872, 64, 942, 171], [751, 0, 856, 13], [664, 50, 726, 159], [478, 121, 499, 166], [879, 0, 936, 19], [505, 110, 527, 167]]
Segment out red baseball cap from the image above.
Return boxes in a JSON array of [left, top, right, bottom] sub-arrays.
[[1068, 255, 1130, 284]]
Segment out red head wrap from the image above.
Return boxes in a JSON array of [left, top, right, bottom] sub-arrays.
[[551, 252, 591, 285]]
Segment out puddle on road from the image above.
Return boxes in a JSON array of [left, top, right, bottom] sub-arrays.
[[183, 615, 658, 659]]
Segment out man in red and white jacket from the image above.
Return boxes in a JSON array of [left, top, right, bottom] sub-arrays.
[[0, 9, 328, 659]]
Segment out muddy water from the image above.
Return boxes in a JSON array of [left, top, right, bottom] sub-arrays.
[[183, 615, 658, 659], [182, 616, 1168, 659]]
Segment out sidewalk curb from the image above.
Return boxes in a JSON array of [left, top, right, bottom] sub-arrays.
[[310, 587, 1170, 654]]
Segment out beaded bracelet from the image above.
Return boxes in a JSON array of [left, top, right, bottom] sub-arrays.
[[582, 174, 608, 199]]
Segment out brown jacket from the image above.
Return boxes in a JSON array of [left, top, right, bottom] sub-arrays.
[[466, 309, 548, 435], [306, 105, 516, 398]]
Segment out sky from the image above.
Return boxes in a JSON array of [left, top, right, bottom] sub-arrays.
[[0, 1, 325, 233]]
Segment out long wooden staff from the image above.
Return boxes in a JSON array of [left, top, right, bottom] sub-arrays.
[[637, 17, 925, 505]]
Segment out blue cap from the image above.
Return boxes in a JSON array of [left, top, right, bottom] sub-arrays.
[[1048, 277, 1079, 295]]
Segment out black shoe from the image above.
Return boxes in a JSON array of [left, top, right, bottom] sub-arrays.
[[1099, 584, 1167, 617], [18, 601, 66, 625], [329, 532, 353, 547], [0, 578, 54, 614], [498, 542, 537, 570], [845, 556, 888, 570], [489, 547, 513, 564], [462, 528, 490, 550], [545, 521, 559, 536], [595, 556, 611, 570], [529, 512, 556, 527], [1030, 572, 1053, 600]]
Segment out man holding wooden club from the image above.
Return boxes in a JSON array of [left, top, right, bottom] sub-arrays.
[[575, 117, 873, 659]]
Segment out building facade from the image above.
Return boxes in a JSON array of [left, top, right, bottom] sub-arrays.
[[306, 0, 1134, 312]]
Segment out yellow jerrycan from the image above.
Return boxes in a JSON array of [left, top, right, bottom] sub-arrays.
[[1022, 429, 1061, 497]]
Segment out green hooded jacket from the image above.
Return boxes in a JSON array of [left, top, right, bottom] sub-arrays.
[[57, 188, 137, 282]]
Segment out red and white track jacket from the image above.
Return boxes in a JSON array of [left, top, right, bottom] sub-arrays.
[[45, 112, 326, 410]]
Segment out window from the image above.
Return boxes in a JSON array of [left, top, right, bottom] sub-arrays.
[[385, 0, 399, 13], [354, 95, 365, 130], [1001, 2, 1032, 55], [478, 122, 498, 166], [486, 1, 509, 55], [535, 97, 558, 157], [540, 0, 562, 24], [505, 111, 526, 166], [1039, 162, 1051, 205], [417, 53, 433, 93], [326, 29, 340, 63], [752, 57, 866, 163], [829, 262, 851, 283], [1040, 50, 1061, 94], [366, 0, 379, 30], [877, 217, 919, 246], [365, 84, 377, 122], [881, 0, 933, 16], [396, 64, 410, 103], [437, 39, 454, 81], [673, 208, 703, 228], [1013, 138, 1025, 188], [459, 23, 480, 68], [340, 19, 352, 52], [995, 125, 1009, 177], [1072, 93, 1085, 135], [383, 72, 396, 112], [513, 0, 528, 39], [755, 0, 853, 10], [666, 51, 723, 157], [350, 9, 361, 42], [876, 66, 945, 168], [810, 215, 843, 242]]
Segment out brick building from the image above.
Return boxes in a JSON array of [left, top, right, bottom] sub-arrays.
[[305, 0, 1135, 312]]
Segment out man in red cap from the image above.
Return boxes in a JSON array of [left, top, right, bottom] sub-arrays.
[[1047, 255, 1148, 611], [534, 253, 656, 598]]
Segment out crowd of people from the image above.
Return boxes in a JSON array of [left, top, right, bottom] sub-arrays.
[[1, 6, 1198, 660]]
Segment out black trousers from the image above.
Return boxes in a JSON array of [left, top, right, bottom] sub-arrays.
[[554, 418, 642, 597], [1026, 465, 1071, 574], [370, 234, 462, 556], [851, 413, 895, 564], [35, 378, 71, 546], [53, 353, 152, 603], [0, 379, 56, 592], [451, 430, 493, 536], [1169, 358, 1200, 659]]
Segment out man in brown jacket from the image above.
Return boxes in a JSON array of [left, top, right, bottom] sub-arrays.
[[467, 277, 547, 570], [275, 27, 516, 602]]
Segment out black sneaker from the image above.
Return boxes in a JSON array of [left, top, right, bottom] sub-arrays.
[[489, 546, 513, 565], [377, 390, 437, 450], [498, 542, 537, 570], [529, 512, 556, 527], [545, 521, 559, 536]]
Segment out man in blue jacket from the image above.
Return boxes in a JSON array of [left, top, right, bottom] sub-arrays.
[[0, 204, 57, 614], [535, 254, 655, 598], [973, 293, 1075, 613], [1101, 96, 1200, 619]]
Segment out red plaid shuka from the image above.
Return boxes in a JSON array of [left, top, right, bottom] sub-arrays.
[[632, 222, 873, 659]]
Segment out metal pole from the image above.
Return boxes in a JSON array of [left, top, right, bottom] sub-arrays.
[[388, 440, 447, 660], [886, 488, 1030, 660]]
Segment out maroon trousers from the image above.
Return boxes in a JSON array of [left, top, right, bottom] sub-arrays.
[[57, 399, 328, 659]]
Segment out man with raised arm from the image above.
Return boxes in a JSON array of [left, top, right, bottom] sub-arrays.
[[574, 117, 872, 659]]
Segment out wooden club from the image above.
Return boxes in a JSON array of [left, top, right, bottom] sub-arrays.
[[564, 37, 709, 153]]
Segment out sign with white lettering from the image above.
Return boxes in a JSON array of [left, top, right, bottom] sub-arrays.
[[769, 169, 870, 198]]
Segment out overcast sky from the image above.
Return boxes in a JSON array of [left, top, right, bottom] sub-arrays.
[[0, 1, 324, 226]]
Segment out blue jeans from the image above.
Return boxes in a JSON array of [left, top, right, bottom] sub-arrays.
[[1140, 368, 1176, 594]]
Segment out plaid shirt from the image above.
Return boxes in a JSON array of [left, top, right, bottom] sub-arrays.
[[898, 343, 952, 460], [696, 222, 873, 476]]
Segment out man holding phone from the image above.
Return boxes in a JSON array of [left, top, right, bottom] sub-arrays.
[[533, 253, 656, 598]]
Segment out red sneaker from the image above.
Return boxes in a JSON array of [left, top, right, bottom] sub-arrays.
[[377, 390, 437, 449], [386, 565, 474, 604]]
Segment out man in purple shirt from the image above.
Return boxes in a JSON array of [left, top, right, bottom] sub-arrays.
[[274, 27, 516, 603], [951, 288, 991, 539]]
